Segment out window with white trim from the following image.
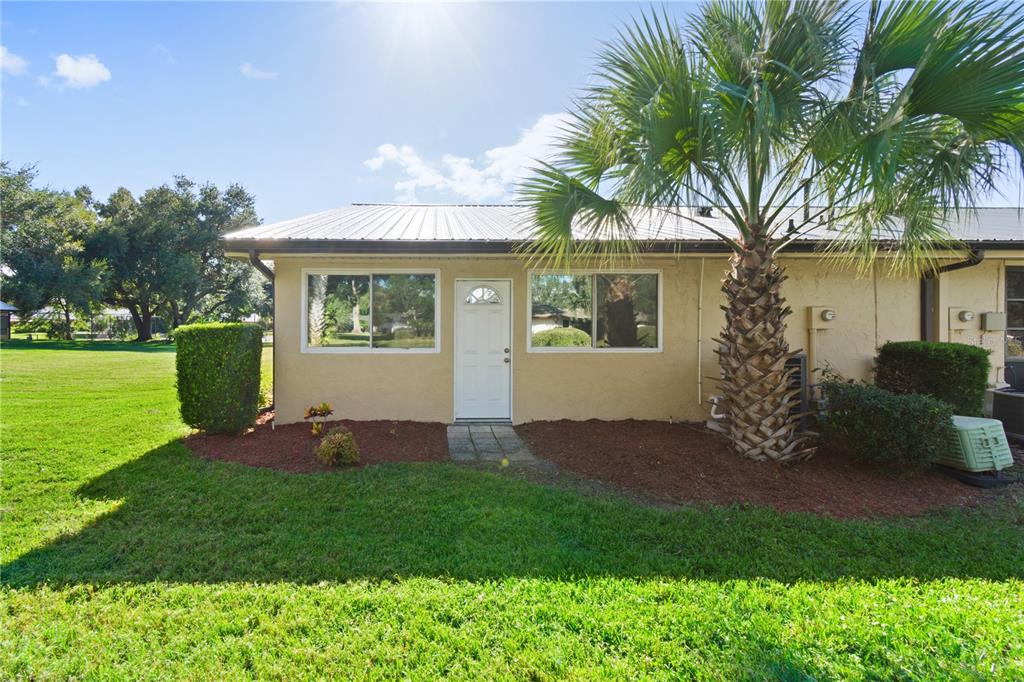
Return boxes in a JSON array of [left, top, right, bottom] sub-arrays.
[[529, 272, 660, 350], [304, 271, 438, 351]]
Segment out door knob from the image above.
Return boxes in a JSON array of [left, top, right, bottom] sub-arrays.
[[503, 357, 510, 363]]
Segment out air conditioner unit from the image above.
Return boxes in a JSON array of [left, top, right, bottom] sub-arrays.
[[784, 353, 809, 430], [940, 416, 1014, 473]]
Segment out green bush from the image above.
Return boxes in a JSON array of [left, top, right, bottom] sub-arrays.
[[874, 341, 990, 416], [175, 322, 263, 434], [637, 324, 657, 347], [822, 381, 955, 474], [532, 327, 591, 347], [315, 427, 360, 466]]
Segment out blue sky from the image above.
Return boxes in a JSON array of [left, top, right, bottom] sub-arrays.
[[2, 1, 1020, 225]]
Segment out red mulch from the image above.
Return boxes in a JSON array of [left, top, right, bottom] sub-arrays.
[[518, 420, 999, 518], [183, 412, 449, 473]]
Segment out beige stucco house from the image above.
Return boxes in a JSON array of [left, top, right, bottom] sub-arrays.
[[223, 204, 1024, 425]]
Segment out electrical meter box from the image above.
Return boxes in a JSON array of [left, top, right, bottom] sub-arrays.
[[981, 312, 1007, 331]]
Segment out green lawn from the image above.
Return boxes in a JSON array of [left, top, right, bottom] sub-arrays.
[[2, 340, 1023, 680]]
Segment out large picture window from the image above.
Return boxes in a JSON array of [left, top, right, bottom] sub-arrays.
[[304, 270, 438, 352], [529, 272, 660, 351]]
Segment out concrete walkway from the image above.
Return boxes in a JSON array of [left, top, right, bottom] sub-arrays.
[[446, 424, 537, 464]]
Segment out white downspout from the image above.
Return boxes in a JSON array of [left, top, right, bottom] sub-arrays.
[[697, 257, 705, 404]]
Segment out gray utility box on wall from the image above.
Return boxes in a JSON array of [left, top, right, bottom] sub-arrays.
[[982, 312, 1007, 331]]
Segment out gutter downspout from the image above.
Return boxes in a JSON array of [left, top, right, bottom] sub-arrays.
[[920, 248, 984, 341], [249, 250, 275, 414], [697, 257, 705, 405]]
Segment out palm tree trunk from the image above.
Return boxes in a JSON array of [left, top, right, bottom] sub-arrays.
[[717, 246, 808, 462]]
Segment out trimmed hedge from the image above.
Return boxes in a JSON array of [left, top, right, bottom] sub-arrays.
[[532, 327, 592, 347], [175, 322, 263, 434], [874, 341, 990, 416], [822, 381, 955, 474]]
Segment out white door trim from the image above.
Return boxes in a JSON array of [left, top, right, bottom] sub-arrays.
[[453, 278, 513, 422]]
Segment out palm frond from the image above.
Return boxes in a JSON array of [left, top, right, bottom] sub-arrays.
[[516, 163, 637, 270], [520, 1, 1021, 273]]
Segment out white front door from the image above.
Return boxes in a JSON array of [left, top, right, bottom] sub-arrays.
[[455, 279, 512, 420]]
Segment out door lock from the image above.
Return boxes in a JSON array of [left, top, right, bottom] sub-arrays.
[[504, 347, 510, 353], [503, 357, 510, 363]]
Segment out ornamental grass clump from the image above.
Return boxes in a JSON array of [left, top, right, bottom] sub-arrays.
[[175, 322, 262, 434], [315, 427, 360, 466]]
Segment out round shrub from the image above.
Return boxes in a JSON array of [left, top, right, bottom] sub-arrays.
[[532, 327, 591, 347], [875, 341, 990, 416], [315, 427, 360, 466], [822, 381, 956, 474], [175, 322, 263, 434]]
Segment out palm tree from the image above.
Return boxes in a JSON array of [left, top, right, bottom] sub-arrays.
[[521, 0, 1024, 462]]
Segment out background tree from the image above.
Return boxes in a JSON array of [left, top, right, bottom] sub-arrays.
[[90, 187, 174, 341], [522, 0, 1024, 461], [0, 163, 106, 339], [162, 179, 264, 328], [91, 177, 264, 341]]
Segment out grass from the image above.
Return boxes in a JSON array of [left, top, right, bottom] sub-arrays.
[[2, 339, 1023, 680], [318, 333, 437, 349]]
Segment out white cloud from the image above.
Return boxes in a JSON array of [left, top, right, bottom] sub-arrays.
[[240, 62, 277, 80], [1, 45, 29, 76], [52, 53, 111, 89], [363, 112, 570, 202]]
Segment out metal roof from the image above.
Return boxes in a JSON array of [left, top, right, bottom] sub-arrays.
[[222, 203, 1024, 253]]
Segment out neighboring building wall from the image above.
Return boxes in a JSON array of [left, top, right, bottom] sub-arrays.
[[272, 253, 1019, 425]]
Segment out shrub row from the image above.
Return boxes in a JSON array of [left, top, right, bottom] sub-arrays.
[[175, 322, 263, 434]]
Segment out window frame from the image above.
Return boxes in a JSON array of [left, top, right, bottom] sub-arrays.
[[526, 269, 664, 353], [300, 267, 441, 354], [1007, 266, 1024, 359]]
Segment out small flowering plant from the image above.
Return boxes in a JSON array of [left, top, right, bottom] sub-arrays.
[[303, 402, 334, 436]]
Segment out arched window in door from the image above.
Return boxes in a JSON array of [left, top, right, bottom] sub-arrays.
[[465, 286, 502, 305]]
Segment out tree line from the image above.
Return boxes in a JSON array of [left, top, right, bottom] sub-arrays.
[[0, 162, 269, 341]]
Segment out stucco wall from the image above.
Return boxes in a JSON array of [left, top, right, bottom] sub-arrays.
[[272, 253, 1016, 424]]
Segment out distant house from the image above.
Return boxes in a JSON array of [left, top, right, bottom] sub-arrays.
[[223, 204, 1024, 425], [530, 303, 588, 334], [0, 301, 15, 340]]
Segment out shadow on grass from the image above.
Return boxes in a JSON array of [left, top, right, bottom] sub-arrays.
[[4, 442, 1022, 587], [0, 339, 176, 353]]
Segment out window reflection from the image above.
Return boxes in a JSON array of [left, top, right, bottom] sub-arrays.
[[530, 275, 593, 346]]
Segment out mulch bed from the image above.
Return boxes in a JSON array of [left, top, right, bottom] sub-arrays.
[[183, 412, 449, 473], [518, 420, 1006, 518]]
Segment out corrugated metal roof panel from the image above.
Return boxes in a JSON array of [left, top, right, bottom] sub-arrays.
[[223, 204, 1024, 244]]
